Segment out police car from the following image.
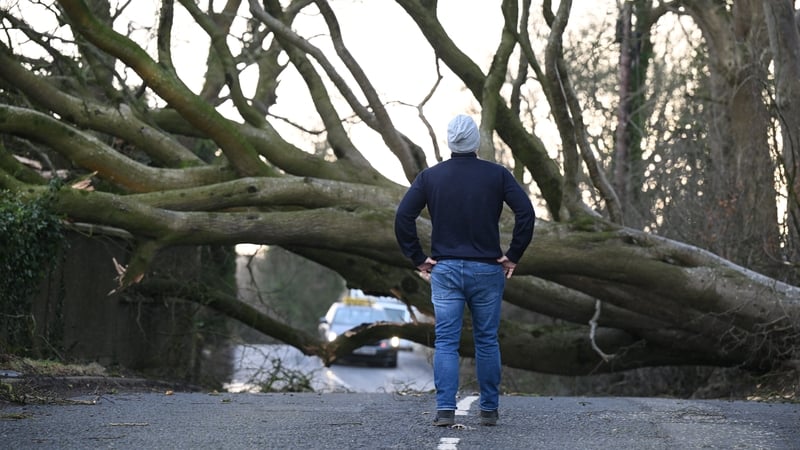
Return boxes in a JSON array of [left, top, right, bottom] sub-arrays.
[[318, 297, 400, 367]]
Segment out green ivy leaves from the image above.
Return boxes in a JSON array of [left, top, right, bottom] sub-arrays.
[[0, 182, 64, 352]]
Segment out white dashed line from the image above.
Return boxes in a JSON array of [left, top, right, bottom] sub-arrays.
[[437, 437, 461, 449], [436, 396, 479, 449], [456, 395, 478, 415]]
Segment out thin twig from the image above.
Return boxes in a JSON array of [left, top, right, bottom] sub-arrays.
[[589, 300, 615, 362]]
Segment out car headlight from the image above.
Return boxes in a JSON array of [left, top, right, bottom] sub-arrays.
[[326, 331, 338, 342], [389, 336, 400, 348]]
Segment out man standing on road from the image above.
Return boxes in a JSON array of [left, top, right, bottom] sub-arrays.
[[394, 114, 535, 427]]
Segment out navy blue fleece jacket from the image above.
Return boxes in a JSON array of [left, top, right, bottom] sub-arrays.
[[394, 152, 535, 267]]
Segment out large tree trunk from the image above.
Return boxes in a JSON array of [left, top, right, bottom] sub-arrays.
[[764, 0, 800, 276], [681, 0, 781, 276]]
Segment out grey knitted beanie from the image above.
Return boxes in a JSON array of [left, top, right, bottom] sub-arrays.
[[447, 114, 480, 153]]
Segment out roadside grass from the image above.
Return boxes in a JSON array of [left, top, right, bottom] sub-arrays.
[[1, 354, 108, 377], [2, 352, 797, 405], [0, 354, 110, 405], [0, 353, 195, 406]]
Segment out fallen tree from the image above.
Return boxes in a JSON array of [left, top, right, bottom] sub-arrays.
[[0, 0, 798, 374]]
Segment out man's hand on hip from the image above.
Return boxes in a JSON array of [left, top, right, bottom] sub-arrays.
[[417, 257, 437, 281], [497, 256, 516, 279]]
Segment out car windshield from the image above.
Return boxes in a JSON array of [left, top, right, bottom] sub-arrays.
[[382, 308, 407, 323], [333, 306, 389, 326]]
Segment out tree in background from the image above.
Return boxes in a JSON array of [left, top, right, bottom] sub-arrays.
[[0, 0, 798, 377], [236, 245, 345, 339]]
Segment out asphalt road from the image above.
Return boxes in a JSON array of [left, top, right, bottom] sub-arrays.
[[2, 391, 799, 449]]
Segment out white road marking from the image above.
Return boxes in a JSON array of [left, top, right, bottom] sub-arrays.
[[456, 395, 478, 416], [437, 437, 460, 449], [436, 396, 478, 449]]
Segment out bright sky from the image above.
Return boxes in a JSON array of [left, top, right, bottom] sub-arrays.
[[244, 1, 617, 185], [8, 0, 617, 186], [103, 0, 508, 185], [246, 0, 509, 185]]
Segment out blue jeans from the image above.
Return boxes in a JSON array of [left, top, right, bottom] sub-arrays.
[[430, 259, 505, 412]]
